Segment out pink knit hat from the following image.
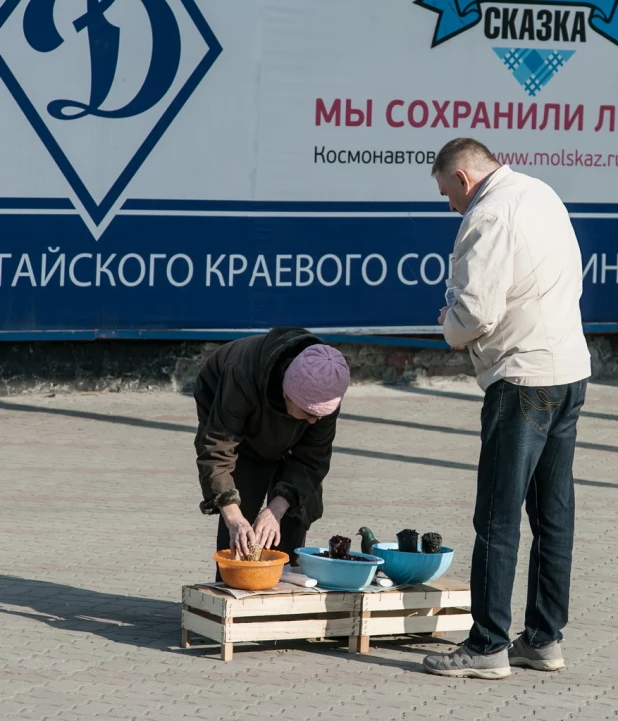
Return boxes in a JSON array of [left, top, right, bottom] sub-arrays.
[[282, 345, 350, 417]]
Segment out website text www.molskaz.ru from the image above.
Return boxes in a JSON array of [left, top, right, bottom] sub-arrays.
[[495, 150, 618, 168]]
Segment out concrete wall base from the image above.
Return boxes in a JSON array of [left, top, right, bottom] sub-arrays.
[[0, 336, 615, 395]]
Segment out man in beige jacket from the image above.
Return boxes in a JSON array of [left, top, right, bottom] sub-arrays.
[[423, 138, 591, 679]]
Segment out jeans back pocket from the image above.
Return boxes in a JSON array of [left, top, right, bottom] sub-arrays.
[[519, 385, 568, 431]]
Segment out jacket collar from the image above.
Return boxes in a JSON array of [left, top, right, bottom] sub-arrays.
[[475, 165, 512, 204], [464, 165, 512, 218]]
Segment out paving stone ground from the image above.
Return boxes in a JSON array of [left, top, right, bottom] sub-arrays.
[[1, 379, 617, 720]]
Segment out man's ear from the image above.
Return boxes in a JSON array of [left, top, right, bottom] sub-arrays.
[[455, 169, 470, 191]]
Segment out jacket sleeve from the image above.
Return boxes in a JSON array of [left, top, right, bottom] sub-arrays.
[[195, 365, 255, 515], [443, 212, 515, 347], [271, 410, 338, 522]]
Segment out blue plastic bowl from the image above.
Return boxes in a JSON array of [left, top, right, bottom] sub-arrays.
[[371, 542, 454, 586], [295, 547, 384, 591]]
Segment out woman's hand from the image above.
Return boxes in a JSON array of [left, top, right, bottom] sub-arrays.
[[253, 497, 291, 549], [220, 504, 255, 558]]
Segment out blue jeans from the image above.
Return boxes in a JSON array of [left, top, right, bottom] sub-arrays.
[[467, 378, 588, 654]]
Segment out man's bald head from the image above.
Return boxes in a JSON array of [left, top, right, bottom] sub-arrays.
[[431, 138, 501, 215]]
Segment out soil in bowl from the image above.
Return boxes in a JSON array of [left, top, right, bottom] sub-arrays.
[[315, 534, 373, 562], [242, 543, 264, 562], [313, 551, 373, 562]]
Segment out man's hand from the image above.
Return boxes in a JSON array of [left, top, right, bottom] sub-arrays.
[[220, 504, 255, 558], [438, 306, 449, 325], [253, 496, 291, 550]]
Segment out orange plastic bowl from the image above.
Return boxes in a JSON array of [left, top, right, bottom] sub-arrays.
[[213, 550, 289, 591]]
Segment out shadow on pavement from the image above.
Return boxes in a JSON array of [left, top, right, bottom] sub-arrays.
[[1, 401, 616, 488], [340, 412, 618, 455], [390, 384, 618, 424], [333, 446, 476, 471], [340, 412, 479, 438], [0, 400, 196, 434], [307, 635, 453, 673], [0, 575, 451, 670], [0, 574, 182, 653], [2, 400, 616, 456], [188, 634, 446, 672]]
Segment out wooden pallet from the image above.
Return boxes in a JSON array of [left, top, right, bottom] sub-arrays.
[[350, 578, 472, 654], [181, 578, 471, 661]]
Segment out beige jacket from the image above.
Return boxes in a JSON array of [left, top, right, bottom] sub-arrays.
[[443, 166, 591, 392]]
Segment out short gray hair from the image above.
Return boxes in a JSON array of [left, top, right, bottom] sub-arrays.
[[432, 138, 499, 177]]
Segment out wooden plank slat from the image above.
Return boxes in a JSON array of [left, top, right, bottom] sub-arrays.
[[229, 616, 356, 643], [182, 609, 225, 643], [363, 611, 473, 636], [362, 589, 471, 612], [224, 592, 356, 618], [183, 586, 357, 618], [183, 583, 471, 617], [182, 586, 227, 617]]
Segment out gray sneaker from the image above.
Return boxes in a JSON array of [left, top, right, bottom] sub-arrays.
[[508, 635, 564, 671], [423, 645, 511, 679]]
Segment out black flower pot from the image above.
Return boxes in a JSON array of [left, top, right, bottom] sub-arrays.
[[397, 529, 419, 553]]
